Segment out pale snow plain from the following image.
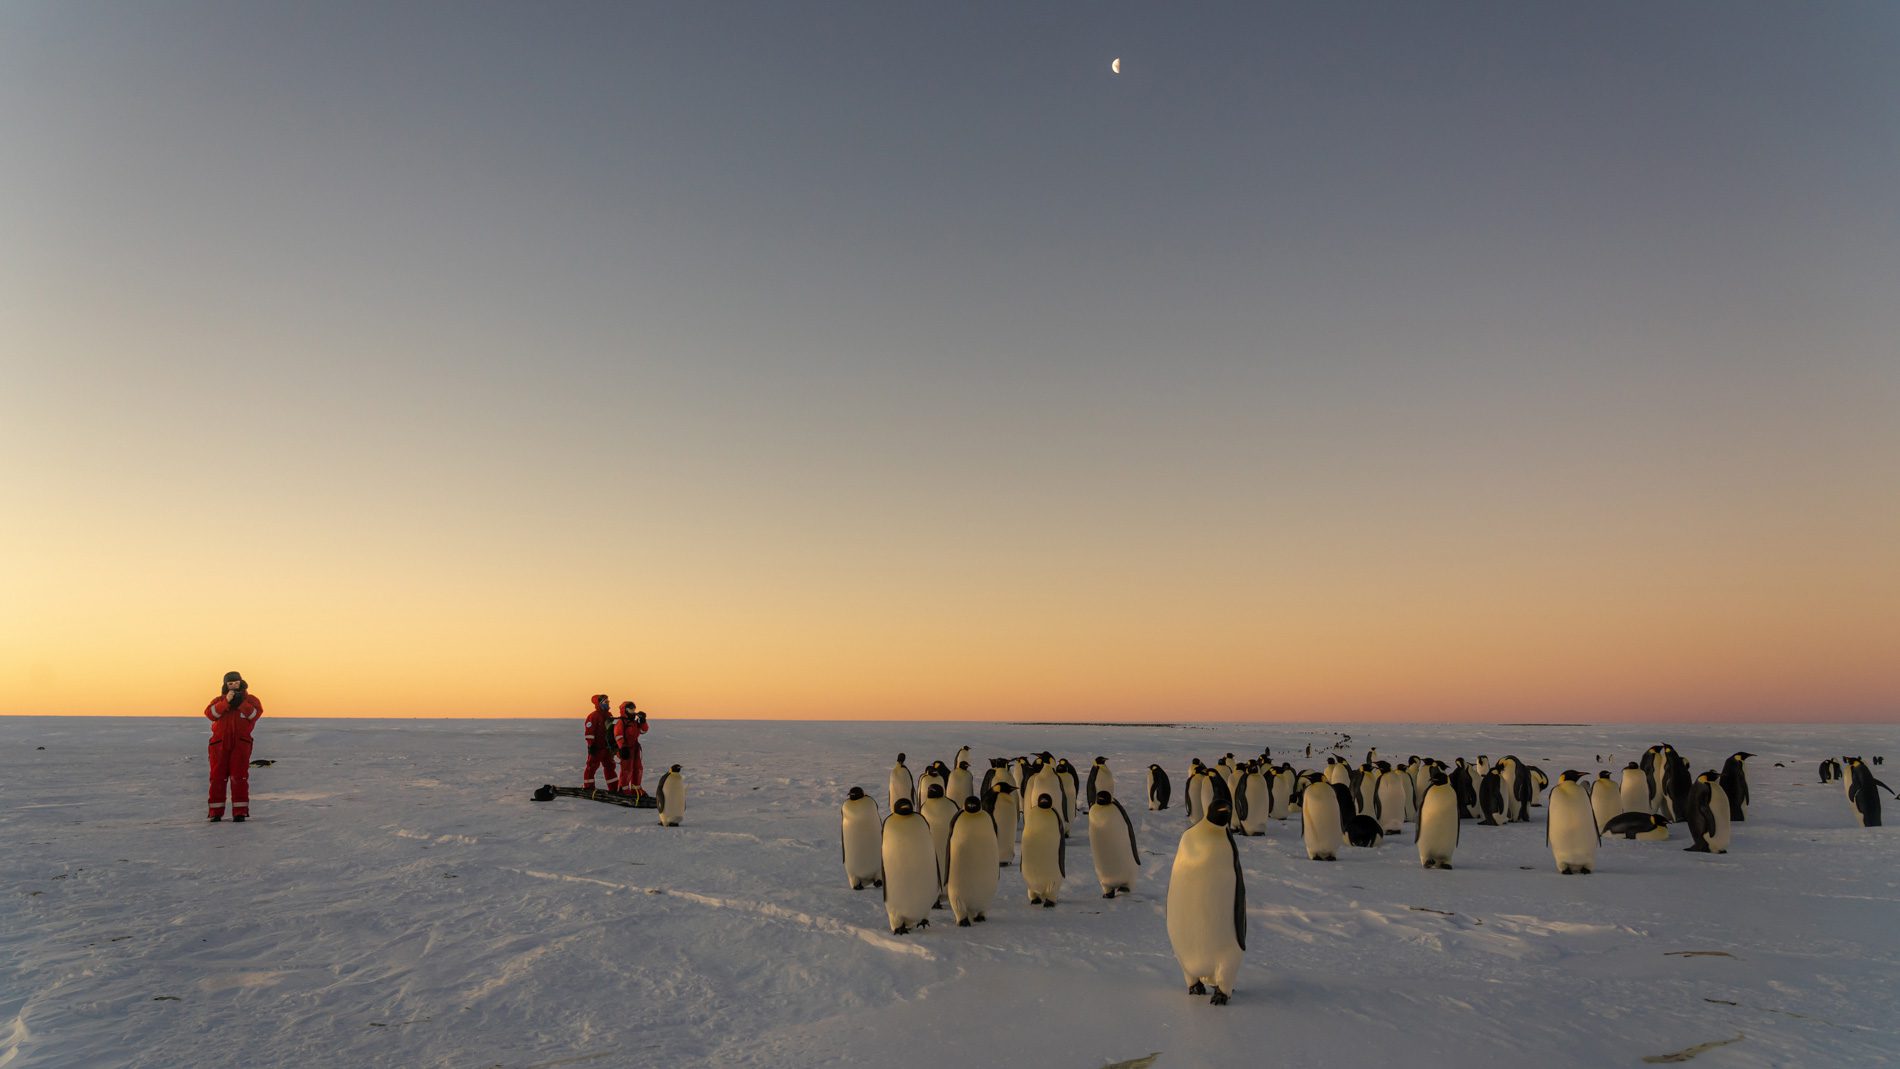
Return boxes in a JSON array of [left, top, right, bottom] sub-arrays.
[[3, 718, 1897, 1069]]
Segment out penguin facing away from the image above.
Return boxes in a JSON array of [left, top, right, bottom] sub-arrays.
[[1166, 799, 1245, 1005], [840, 786, 884, 889], [656, 765, 685, 826], [945, 797, 1000, 925], [1147, 764, 1173, 811], [1087, 790, 1141, 897], [880, 798, 939, 934]]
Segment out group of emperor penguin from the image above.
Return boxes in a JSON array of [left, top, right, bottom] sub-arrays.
[[1822, 755, 1894, 827], [836, 740, 1809, 1007]]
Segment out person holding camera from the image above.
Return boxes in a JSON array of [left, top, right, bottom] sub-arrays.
[[204, 670, 263, 821], [614, 701, 650, 795]]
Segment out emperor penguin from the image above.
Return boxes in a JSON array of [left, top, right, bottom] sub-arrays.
[[1375, 766, 1409, 835], [1416, 769, 1459, 869], [1087, 790, 1141, 897], [1166, 799, 1245, 1005], [880, 798, 939, 934], [1477, 768, 1507, 826], [1527, 765, 1550, 809], [1604, 812, 1670, 840], [1147, 764, 1172, 810], [1718, 752, 1754, 821], [945, 797, 999, 925], [1497, 757, 1526, 823], [1546, 771, 1600, 874], [889, 754, 916, 812], [947, 761, 975, 805], [983, 780, 1020, 865], [1450, 759, 1478, 819], [840, 786, 884, 889], [1817, 759, 1835, 784], [918, 761, 949, 802], [1021, 793, 1067, 906], [920, 784, 961, 906], [1591, 770, 1623, 832], [1684, 771, 1730, 852], [953, 745, 971, 771], [1299, 779, 1343, 860], [1846, 758, 1895, 827], [1086, 756, 1114, 807], [1028, 763, 1068, 837], [1268, 764, 1294, 819], [656, 765, 685, 827], [1324, 756, 1352, 789], [1234, 766, 1271, 836], [1620, 762, 1651, 816], [1185, 761, 1211, 825], [1054, 758, 1080, 827]]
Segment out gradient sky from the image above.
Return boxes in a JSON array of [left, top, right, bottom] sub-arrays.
[[4, 3, 1897, 721]]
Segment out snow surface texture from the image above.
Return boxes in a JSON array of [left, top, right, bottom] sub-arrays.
[[3, 719, 1896, 1069]]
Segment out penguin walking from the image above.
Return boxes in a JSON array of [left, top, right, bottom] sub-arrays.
[[889, 754, 916, 812], [1087, 790, 1141, 897], [1591, 770, 1622, 832], [840, 786, 884, 889], [881, 798, 938, 934], [984, 780, 1020, 866], [1166, 800, 1245, 1005], [1147, 764, 1172, 811], [1021, 793, 1066, 906], [920, 785, 960, 907], [1719, 752, 1754, 821], [1299, 780, 1343, 861], [1546, 771, 1599, 874], [656, 765, 685, 826], [945, 797, 999, 925], [1416, 769, 1459, 868], [1847, 758, 1896, 827], [1685, 771, 1731, 853]]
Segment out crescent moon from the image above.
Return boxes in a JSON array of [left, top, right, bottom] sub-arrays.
[[1111, 57, 1121, 75]]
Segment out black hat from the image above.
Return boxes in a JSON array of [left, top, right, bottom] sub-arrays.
[[222, 671, 244, 686]]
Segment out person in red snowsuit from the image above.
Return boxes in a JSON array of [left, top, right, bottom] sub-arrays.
[[582, 694, 617, 789], [614, 702, 650, 794], [204, 670, 262, 821]]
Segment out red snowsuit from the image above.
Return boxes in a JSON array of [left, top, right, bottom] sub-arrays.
[[204, 692, 262, 818], [613, 714, 650, 793], [583, 707, 617, 788]]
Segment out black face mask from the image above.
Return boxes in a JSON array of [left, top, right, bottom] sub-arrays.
[[225, 684, 247, 706]]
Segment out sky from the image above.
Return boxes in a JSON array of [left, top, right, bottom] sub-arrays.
[[3, 3, 1897, 721]]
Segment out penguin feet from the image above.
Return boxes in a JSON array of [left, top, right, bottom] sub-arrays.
[[875, 879, 885, 887], [1041, 900, 1056, 909], [1103, 890, 1117, 899], [1422, 860, 1436, 869], [1188, 981, 1208, 995], [1560, 866, 1574, 875], [932, 901, 945, 909], [1580, 867, 1593, 874], [1029, 895, 1042, 905], [957, 919, 971, 927], [915, 919, 929, 929], [1439, 862, 1453, 870], [850, 880, 861, 890], [893, 925, 911, 935], [1209, 988, 1230, 1006], [975, 913, 986, 922]]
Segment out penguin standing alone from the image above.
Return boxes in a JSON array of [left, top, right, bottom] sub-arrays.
[[840, 786, 884, 889], [1087, 790, 1141, 897], [656, 765, 685, 827], [945, 797, 999, 925], [1719, 752, 1754, 821], [1147, 764, 1172, 811], [1166, 799, 1245, 1005]]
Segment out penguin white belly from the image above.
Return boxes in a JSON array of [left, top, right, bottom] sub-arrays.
[[881, 816, 939, 932], [1021, 807, 1065, 903], [657, 772, 685, 826], [1416, 784, 1458, 868], [1087, 805, 1139, 894], [1186, 775, 1209, 824], [1166, 823, 1243, 997], [922, 797, 960, 897], [841, 800, 884, 889], [1376, 775, 1408, 833], [947, 769, 974, 803], [1708, 782, 1732, 852], [1095, 766, 1116, 798], [946, 814, 1000, 923], [1620, 770, 1650, 815], [1270, 776, 1292, 819], [1591, 780, 1623, 832], [1300, 786, 1342, 860], [1547, 783, 1598, 874], [889, 769, 914, 811]]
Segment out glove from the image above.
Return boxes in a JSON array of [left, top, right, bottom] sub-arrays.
[[619, 747, 631, 760]]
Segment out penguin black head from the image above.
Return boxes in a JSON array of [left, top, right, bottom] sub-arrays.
[[1205, 801, 1233, 828], [1626, 761, 1641, 769], [995, 781, 1015, 794], [1429, 768, 1449, 786], [669, 764, 681, 773], [1095, 790, 1112, 806], [1095, 756, 1106, 764], [1560, 770, 1585, 782], [1730, 751, 1756, 761], [892, 798, 915, 815], [927, 784, 944, 798], [896, 753, 907, 763], [1036, 794, 1055, 809], [963, 797, 982, 813], [958, 761, 969, 770], [1150, 763, 1162, 772], [847, 786, 865, 801]]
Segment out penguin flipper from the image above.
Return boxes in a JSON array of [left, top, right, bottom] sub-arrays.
[[1057, 830, 1066, 877], [1228, 831, 1247, 952], [1114, 800, 1140, 864]]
